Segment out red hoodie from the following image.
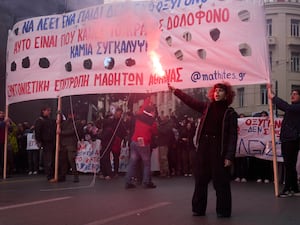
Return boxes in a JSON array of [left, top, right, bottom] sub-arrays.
[[131, 98, 158, 146]]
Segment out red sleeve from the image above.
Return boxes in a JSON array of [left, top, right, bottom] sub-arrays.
[[151, 121, 158, 136]]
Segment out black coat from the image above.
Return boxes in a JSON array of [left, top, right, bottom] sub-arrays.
[[174, 89, 238, 161], [34, 116, 56, 145], [273, 96, 300, 142]]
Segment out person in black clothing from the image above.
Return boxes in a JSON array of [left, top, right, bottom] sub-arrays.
[[157, 115, 173, 177], [100, 108, 126, 179], [179, 121, 196, 176], [269, 88, 300, 197], [34, 106, 56, 182], [58, 111, 83, 182], [110, 108, 127, 177], [169, 82, 238, 218]]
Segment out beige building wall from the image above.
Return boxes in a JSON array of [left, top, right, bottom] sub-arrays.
[[227, 0, 300, 117]]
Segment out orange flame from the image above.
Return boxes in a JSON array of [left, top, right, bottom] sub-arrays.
[[149, 51, 164, 77]]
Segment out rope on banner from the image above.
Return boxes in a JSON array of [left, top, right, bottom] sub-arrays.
[[68, 93, 131, 182]]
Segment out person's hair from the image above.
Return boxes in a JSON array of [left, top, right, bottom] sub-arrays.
[[207, 82, 235, 105], [144, 105, 155, 113], [67, 110, 76, 116], [291, 89, 300, 95], [115, 107, 123, 112], [40, 105, 51, 116], [22, 122, 30, 129], [260, 111, 268, 117]]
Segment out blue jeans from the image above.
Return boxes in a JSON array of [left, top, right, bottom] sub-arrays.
[[125, 141, 152, 184]]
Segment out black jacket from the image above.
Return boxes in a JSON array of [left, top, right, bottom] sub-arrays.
[[34, 116, 56, 145], [60, 119, 83, 147], [272, 96, 300, 142], [174, 89, 238, 161]]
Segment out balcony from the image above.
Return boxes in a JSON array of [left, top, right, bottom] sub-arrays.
[[267, 36, 277, 45], [287, 36, 300, 45]]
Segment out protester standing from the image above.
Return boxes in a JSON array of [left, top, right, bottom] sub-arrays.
[[169, 83, 238, 218], [34, 106, 56, 182], [269, 88, 300, 197], [125, 97, 158, 189], [58, 111, 83, 182], [24, 122, 39, 175], [157, 115, 173, 177]]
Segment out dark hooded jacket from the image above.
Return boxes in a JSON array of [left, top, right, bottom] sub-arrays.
[[272, 96, 300, 142], [174, 89, 238, 161]]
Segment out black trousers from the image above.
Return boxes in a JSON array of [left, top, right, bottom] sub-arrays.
[[27, 150, 39, 172], [112, 151, 120, 175], [42, 142, 55, 180], [192, 135, 232, 216], [100, 146, 113, 177], [59, 145, 78, 178], [281, 139, 300, 192]]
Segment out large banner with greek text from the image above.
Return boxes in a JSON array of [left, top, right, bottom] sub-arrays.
[[237, 117, 283, 162], [6, 0, 270, 104], [76, 140, 101, 173]]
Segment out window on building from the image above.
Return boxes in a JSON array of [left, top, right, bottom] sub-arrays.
[[291, 52, 300, 72], [266, 19, 272, 36], [291, 84, 300, 91], [237, 88, 244, 107], [260, 84, 268, 105], [291, 19, 299, 37]]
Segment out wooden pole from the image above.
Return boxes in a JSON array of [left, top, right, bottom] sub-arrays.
[[54, 96, 62, 181], [268, 85, 279, 197], [3, 105, 9, 180]]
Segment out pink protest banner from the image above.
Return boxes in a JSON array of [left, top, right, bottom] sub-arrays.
[[6, 0, 269, 104]]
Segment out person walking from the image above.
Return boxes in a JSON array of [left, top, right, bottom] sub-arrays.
[[169, 82, 238, 218], [269, 88, 300, 197]]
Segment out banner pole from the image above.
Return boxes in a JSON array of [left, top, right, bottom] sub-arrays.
[[268, 85, 279, 197], [3, 104, 9, 180], [54, 96, 62, 181]]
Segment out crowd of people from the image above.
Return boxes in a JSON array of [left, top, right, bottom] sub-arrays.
[[0, 102, 199, 182], [0, 97, 299, 186], [1, 84, 300, 217]]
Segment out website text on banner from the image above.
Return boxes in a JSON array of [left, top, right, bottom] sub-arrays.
[[6, 0, 270, 104]]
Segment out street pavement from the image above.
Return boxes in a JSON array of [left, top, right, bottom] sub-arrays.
[[0, 174, 299, 225]]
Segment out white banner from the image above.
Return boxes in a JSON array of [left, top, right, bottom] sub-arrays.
[[237, 117, 283, 162], [6, 0, 270, 104], [75, 139, 160, 173], [76, 140, 101, 173], [26, 133, 39, 150]]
